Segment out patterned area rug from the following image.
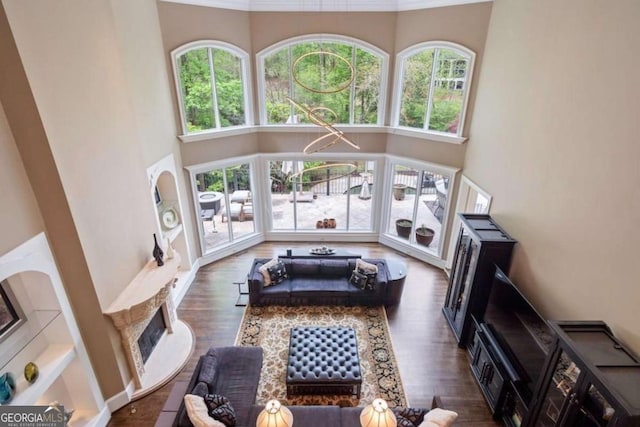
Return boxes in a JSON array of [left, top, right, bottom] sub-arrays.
[[235, 305, 407, 408]]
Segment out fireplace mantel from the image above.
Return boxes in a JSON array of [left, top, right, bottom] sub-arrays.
[[105, 252, 193, 397]]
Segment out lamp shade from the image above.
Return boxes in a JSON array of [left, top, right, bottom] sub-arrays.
[[256, 399, 293, 427], [360, 398, 397, 427]]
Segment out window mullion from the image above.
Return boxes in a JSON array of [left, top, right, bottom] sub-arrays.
[[423, 49, 440, 130], [208, 48, 221, 129], [288, 45, 295, 122], [349, 47, 357, 124]]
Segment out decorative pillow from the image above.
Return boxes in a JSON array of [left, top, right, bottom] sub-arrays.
[[183, 394, 225, 427], [393, 407, 429, 427], [258, 258, 278, 286], [356, 259, 378, 275], [356, 259, 378, 290], [267, 260, 289, 285], [422, 408, 458, 427], [418, 421, 439, 427], [203, 394, 236, 427], [350, 270, 368, 290], [203, 394, 230, 412]]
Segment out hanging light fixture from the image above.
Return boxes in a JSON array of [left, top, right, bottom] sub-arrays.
[[287, 97, 360, 153], [256, 400, 293, 427], [360, 398, 397, 427]]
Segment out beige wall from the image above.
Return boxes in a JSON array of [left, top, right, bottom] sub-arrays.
[[0, 101, 43, 255], [0, 1, 123, 397], [110, 0, 198, 265], [2, 0, 185, 397], [464, 0, 640, 352]]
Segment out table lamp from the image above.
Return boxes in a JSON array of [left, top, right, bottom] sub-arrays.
[[360, 398, 397, 427], [256, 399, 293, 427]]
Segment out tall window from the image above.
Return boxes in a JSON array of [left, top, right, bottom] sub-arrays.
[[384, 160, 457, 259], [192, 161, 256, 254], [268, 159, 376, 231], [258, 35, 387, 125], [393, 42, 475, 137], [172, 41, 251, 135]]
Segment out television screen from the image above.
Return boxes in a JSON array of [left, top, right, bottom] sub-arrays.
[[484, 267, 552, 403]]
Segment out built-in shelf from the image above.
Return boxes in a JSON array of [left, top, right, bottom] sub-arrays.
[[0, 234, 106, 425], [13, 344, 76, 405], [163, 223, 183, 244], [0, 309, 61, 371]]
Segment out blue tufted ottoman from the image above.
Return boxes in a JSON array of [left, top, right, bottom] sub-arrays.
[[286, 326, 362, 398]]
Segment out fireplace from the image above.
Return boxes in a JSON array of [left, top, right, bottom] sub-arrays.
[[105, 254, 180, 390], [137, 309, 166, 364]]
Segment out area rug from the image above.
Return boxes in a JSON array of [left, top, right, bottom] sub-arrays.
[[235, 305, 407, 408]]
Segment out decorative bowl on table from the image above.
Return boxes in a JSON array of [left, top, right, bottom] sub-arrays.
[[310, 247, 335, 255]]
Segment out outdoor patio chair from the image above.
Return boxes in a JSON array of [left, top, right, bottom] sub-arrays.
[[221, 202, 245, 222]]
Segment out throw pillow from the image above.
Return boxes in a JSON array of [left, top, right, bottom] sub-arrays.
[[356, 258, 378, 275], [183, 394, 225, 427], [267, 260, 289, 285], [203, 394, 237, 427], [393, 407, 428, 426], [422, 408, 459, 427], [418, 422, 439, 427], [356, 259, 378, 290], [350, 270, 368, 290], [258, 258, 278, 286]]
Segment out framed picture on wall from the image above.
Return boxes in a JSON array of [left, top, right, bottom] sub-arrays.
[[0, 280, 25, 344]]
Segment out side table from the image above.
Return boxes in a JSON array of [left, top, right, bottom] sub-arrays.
[[385, 259, 407, 306], [233, 279, 249, 306]]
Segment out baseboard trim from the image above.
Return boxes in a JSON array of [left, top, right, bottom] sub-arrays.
[[94, 406, 112, 427], [172, 261, 199, 306], [106, 380, 135, 413]]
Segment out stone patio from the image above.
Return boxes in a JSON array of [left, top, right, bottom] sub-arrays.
[[200, 187, 443, 255]]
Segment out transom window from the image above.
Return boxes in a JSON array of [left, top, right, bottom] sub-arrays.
[[257, 35, 388, 125], [393, 41, 475, 137], [171, 41, 252, 135]]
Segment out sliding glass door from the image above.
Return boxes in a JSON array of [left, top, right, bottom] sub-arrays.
[[268, 159, 376, 232], [194, 161, 255, 254]]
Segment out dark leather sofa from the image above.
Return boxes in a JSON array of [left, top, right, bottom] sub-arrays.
[[174, 346, 435, 427], [247, 257, 391, 306]]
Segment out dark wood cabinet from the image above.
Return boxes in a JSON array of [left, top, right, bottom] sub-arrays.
[[443, 214, 516, 347], [524, 321, 640, 427], [471, 327, 508, 413]]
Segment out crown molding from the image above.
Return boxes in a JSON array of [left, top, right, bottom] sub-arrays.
[[160, 0, 492, 12]]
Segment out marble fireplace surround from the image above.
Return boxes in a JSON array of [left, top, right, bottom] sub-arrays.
[[105, 253, 193, 399]]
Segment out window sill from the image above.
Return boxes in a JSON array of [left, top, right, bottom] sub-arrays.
[[388, 127, 467, 144], [178, 126, 258, 143], [178, 125, 467, 144], [257, 125, 385, 133]]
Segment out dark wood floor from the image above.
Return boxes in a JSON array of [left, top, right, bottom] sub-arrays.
[[109, 242, 500, 426]]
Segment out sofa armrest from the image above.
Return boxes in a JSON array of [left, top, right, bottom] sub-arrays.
[[431, 395, 444, 409], [248, 259, 269, 294]]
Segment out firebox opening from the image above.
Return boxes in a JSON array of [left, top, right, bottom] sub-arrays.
[[137, 309, 166, 364]]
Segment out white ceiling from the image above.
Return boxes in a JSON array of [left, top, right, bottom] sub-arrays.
[[160, 0, 492, 12]]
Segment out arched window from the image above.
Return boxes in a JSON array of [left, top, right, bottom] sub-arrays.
[[257, 35, 388, 125], [172, 41, 252, 135], [392, 41, 475, 137]]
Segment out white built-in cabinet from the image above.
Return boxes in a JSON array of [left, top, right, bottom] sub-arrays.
[[0, 233, 108, 426]]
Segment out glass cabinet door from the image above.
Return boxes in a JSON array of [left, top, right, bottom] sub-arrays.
[[534, 351, 581, 427], [445, 227, 472, 319], [571, 383, 615, 427], [456, 238, 479, 327]]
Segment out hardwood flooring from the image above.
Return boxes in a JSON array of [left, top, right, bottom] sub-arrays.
[[108, 242, 500, 426]]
